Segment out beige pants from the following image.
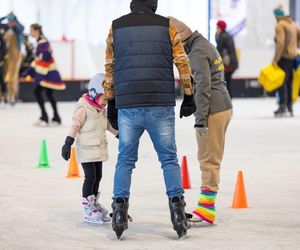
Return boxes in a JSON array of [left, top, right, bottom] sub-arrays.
[[196, 109, 232, 192], [5, 54, 21, 103]]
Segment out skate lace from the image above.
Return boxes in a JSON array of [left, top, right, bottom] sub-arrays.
[[109, 213, 133, 222]]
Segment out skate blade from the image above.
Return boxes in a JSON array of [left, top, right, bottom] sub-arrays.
[[177, 230, 187, 239], [191, 221, 214, 228], [274, 113, 288, 118], [102, 217, 111, 223], [33, 121, 49, 127], [115, 229, 125, 240], [83, 219, 104, 225], [49, 121, 62, 127], [189, 217, 204, 223]]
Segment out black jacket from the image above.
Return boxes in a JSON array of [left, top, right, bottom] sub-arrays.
[[216, 31, 238, 73], [0, 33, 7, 65]]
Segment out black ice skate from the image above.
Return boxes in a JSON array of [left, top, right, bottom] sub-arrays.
[[111, 198, 130, 240], [169, 196, 189, 238], [274, 105, 287, 117], [287, 104, 294, 117]]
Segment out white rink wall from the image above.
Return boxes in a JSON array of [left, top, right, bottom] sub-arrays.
[[0, 0, 296, 78]]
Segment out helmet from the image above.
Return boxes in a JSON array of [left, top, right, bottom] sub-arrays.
[[88, 73, 105, 101]]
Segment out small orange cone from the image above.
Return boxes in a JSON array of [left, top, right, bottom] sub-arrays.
[[65, 147, 80, 178], [181, 156, 191, 189], [232, 170, 248, 208]]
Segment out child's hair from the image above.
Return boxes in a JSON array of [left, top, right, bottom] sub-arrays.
[[30, 23, 44, 37]]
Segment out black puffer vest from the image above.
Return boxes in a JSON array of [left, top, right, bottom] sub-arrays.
[[112, 5, 175, 108]]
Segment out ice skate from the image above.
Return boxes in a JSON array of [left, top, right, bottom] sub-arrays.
[[274, 105, 287, 117], [51, 115, 62, 126], [94, 192, 111, 222], [111, 198, 130, 239], [169, 196, 189, 239], [82, 195, 103, 225], [287, 105, 294, 117], [186, 212, 214, 227], [33, 118, 49, 127], [193, 189, 217, 225]]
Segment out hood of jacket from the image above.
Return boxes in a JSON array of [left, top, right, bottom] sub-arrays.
[[130, 0, 158, 14], [277, 15, 293, 24], [184, 31, 204, 54]]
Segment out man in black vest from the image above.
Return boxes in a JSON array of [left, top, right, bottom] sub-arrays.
[[104, 0, 196, 239]]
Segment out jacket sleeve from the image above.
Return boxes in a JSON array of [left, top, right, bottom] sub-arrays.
[[169, 20, 193, 95], [104, 26, 115, 100], [297, 26, 300, 47], [13, 17, 24, 33], [216, 34, 224, 54], [190, 49, 212, 127], [0, 35, 7, 60], [68, 106, 87, 138], [273, 23, 285, 64]]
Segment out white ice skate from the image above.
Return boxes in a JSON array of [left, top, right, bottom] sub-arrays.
[[82, 195, 103, 225], [33, 119, 49, 127], [94, 192, 111, 222]]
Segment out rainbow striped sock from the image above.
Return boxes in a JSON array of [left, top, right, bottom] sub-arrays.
[[192, 189, 217, 224]]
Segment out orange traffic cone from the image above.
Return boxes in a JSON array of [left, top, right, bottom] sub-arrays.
[[181, 156, 191, 189], [232, 170, 248, 208], [65, 147, 80, 178]]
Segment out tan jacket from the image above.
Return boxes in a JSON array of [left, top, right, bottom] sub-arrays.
[[4, 30, 22, 83], [69, 97, 117, 163], [273, 16, 300, 63]]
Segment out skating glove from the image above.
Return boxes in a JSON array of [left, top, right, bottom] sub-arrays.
[[195, 124, 208, 136], [61, 136, 74, 161], [107, 99, 118, 130], [180, 94, 196, 118]]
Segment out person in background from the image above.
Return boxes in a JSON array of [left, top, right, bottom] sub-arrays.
[[61, 73, 117, 225], [215, 20, 238, 99], [272, 5, 300, 117], [170, 17, 232, 225], [0, 12, 24, 105], [0, 29, 7, 105], [104, 0, 195, 239], [28, 23, 65, 126], [19, 34, 34, 77]]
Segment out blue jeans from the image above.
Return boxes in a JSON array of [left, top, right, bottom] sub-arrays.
[[113, 106, 183, 199]]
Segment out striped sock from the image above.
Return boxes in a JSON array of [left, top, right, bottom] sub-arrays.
[[192, 189, 217, 224]]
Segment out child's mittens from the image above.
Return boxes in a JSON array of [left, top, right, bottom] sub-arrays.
[[61, 136, 75, 161]]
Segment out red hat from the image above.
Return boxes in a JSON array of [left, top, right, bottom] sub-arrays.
[[216, 20, 227, 31]]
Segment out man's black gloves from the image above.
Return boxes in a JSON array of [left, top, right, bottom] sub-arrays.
[[107, 99, 118, 130], [61, 136, 74, 161], [180, 94, 196, 118]]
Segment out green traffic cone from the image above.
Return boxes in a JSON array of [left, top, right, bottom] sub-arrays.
[[37, 139, 50, 168]]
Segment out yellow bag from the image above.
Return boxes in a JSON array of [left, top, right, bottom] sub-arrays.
[[292, 67, 300, 103], [258, 64, 285, 92]]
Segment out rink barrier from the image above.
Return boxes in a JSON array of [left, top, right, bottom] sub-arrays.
[[17, 77, 268, 102]]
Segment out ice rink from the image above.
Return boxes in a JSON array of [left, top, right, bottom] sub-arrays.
[[0, 98, 300, 250]]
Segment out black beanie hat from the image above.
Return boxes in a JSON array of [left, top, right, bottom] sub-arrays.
[[130, 0, 158, 13]]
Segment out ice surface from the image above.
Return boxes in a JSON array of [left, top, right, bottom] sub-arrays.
[[0, 98, 299, 249]]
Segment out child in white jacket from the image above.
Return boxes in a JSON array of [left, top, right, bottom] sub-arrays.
[[61, 73, 117, 224]]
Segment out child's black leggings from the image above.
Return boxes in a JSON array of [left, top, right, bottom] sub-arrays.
[[82, 162, 103, 198]]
